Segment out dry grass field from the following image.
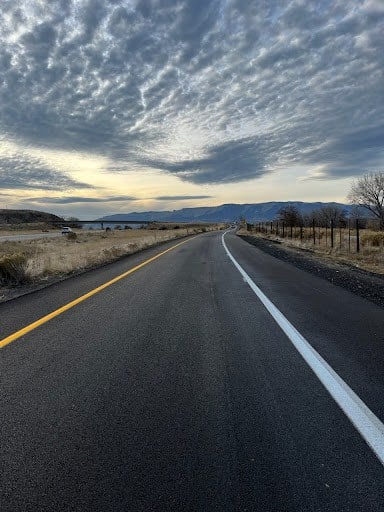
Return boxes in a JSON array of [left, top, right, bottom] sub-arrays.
[[0, 226, 219, 291], [239, 227, 384, 275]]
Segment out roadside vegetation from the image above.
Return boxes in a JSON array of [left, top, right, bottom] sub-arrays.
[[0, 225, 222, 292], [239, 171, 384, 275], [238, 225, 384, 274]]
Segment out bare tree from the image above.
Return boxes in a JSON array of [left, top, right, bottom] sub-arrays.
[[277, 205, 302, 227], [348, 171, 384, 230], [65, 216, 82, 229], [310, 205, 347, 227]]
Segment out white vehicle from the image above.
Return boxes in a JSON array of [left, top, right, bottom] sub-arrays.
[[61, 227, 73, 234]]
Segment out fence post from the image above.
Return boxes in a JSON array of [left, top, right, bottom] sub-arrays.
[[300, 226, 303, 242], [276, 221, 279, 236], [330, 219, 334, 248], [282, 222, 285, 238], [312, 219, 316, 245], [348, 219, 351, 253], [356, 219, 360, 253]]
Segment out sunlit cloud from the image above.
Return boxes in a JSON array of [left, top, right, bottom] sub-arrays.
[[0, 0, 382, 203], [0, 155, 92, 190], [27, 195, 139, 204], [153, 195, 212, 200], [27, 194, 212, 204]]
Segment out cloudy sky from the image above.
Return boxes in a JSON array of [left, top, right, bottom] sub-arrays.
[[0, 0, 383, 218]]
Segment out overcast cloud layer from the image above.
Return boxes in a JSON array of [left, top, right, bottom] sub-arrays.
[[0, 0, 383, 193]]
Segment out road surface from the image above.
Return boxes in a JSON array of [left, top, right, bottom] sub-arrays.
[[0, 232, 63, 242], [1, 230, 383, 511]]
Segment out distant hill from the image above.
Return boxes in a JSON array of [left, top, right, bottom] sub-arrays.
[[0, 209, 64, 225], [99, 201, 354, 223]]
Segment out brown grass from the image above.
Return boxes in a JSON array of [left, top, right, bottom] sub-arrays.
[[0, 226, 219, 289], [239, 227, 384, 275]]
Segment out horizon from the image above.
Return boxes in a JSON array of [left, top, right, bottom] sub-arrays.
[[1, 199, 354, 222], [1, 1, 383, 218]]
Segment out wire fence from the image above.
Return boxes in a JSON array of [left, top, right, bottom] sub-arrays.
[[245, 219, 384, 255]]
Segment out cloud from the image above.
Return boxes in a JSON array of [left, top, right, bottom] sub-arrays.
[[153, 195, 213, 200], [0, 0, 383, 187], [0, 155, 92, 190], [298, 122, 384, 179], [143, 137, 273, 184], [28, 194, 213, 204], [27, 195, 139, 204]]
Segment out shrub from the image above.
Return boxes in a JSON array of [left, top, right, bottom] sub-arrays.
[[67, 231, 77, 241], [361, 232, 384, 247], [0, 253, 30, 286], [102, 246, 122, 259]]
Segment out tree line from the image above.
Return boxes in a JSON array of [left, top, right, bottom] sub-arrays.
[[278, 171, 384, 229]]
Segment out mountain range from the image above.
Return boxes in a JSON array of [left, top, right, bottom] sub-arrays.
[[0, 209, 63, 225], [99, 201, 354, 223]]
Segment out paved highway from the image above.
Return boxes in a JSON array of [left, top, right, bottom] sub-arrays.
[[1, 230, 383, 511], [0, 232, 63, 242]]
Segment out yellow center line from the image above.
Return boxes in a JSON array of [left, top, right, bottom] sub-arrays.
[[0, 236, 197, 349]]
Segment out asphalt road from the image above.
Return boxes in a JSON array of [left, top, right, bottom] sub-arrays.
[[0, 232, 63, 242], [1, 230, 383, 511]]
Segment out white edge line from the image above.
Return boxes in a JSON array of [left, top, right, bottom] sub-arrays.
[[222, 231, 384, 467]]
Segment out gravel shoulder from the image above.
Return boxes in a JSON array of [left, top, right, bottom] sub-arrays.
[[239, 234, 384, 308]]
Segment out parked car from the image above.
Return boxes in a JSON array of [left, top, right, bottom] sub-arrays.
[[61, 227, 73, 234]]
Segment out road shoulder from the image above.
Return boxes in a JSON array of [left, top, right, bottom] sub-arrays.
[[238, 234, 384, 308]]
